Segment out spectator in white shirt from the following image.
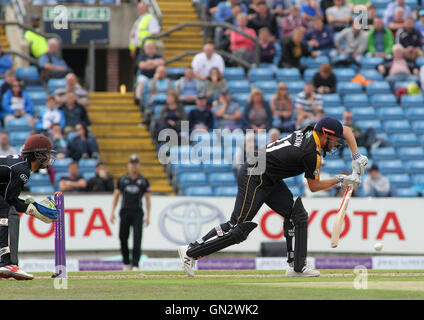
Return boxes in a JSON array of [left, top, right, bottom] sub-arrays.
[[0, 132, 17, 156], [363, 164, 392, 197], [191, 44, 225, 80]]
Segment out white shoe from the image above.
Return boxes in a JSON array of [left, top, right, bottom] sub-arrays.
[[0, 265, 34, 280], [132, 266, 139, 271], [122, 264, 132, 271], [178, 245, 196, 277], [286, 266, 320, 277]]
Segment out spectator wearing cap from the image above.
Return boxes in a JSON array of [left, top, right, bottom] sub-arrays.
[[213, 90, 242, 130], [24, 15, 48, 59], [325, 0, 351, 32], [67, 123, 100, 162], [270, 82, 295, 133], [367, 17, 394, 59], [416, 10, 424, 45], [281, 6, 309, 40], [295, 82, 323, 128], [87, 162, 114, 192], [38, 38, 72, 82], [0, 42, 13, 75], [383, 0, 412, 28], [192, 44, 225, 81], [35, 95, 65, 132], [59, 161, 88, 192], [279, 28, 317, 71], [110, 154, 151, 271], [205, 67, 228, 105], [247, 1, 278, 38], [214, 0, 248, 23], [58, 91, 91, 133], [174, 67, 206, 105], [54, 73, 89, 107], [395, 17, 424, 58], [363, 164, 392, 197], [188, 95, 214, 132], [304, 18, 335, 57], [312, 64, 337, 94], [243, 88, 273, 132], [0, 132, 17, 156]]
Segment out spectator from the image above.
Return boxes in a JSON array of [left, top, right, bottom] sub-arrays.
[[24, 15, 48, 59], [35, 95, 65, 132], [205, 67, 228, 104], [347, 0, 371, 10], [0, 132, 17, 156], [295, 82, 323, 128], [247, 1, 278, 38], [128, 1, 161, 59], [367, 17, 394, 59], [258, 27, 276, 66], [0, 43, 13, 75], [269, 0, 292, 17], [0, 71, 16, 121], [230, 13, 257, 62], [279, 28, 317, 71], [334, 22, 368, 66], [147, 65, 173, 106], [312, 63, 337, 94], [1, 80, 34, 127], [67, 123, 100, 161], [388, 7, 406, 38], [243, 88, 273, 132], [325, 0, 351, 32], [58, 91, 91, 133], [206, 0, 225, 20], [58, 161, 88, 192], [134, 42, 165, 106], [38, 38, 72, 82], [155, 90, 187, 136], [175, 67, 206, 105], [214, 90, 242, 130], [214, 0, 247, 22], [416, 10, 424, 44], [47, 123, 68, 159], [270, 82, 296, 133], [377, 44, 419, 89], [87, 162, 114, 192], [281, 6, 309, 40], [268, 127, 281, 143], [304, 18, 335, 56], [188, 95, 214, 132], [192, 44, 225, 81], [300, 0, 324, 24], [54, 73, 89, 107], [363, 164, 392, 197], [383, 0, 412, 28], [217, 3, 244, 51], [395, 17, 423, 57], [366, 4, 377, 27]]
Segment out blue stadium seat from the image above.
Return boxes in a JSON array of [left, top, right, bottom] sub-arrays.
[[234, 93, 250, 105], [227, 80, 251, 93], [383, 120, 411, 133], [53, 158, 73, 172], [405, 160, 424, 173], [387, 174, 412, 188], [411, 120, 424, 134], [248, 68, 275, 81], [372, 0, 390, 8], [9, 131, 30, 146], [394, 81, 414, 91], [370, 94, 398, 108], [27, 91, 48, 105], [395, 187, 418, 197], [371, 147, 397, 160], [360, 69, 383, 81], [361, 56, 384, 69], [16, 66, 40, 82], [224, 67, 245, 81], [171, 163, 203, 173], [286, 81, 305, 94], [356, 119, 383, 132], [276, 68, 301, 81], [27, 173, 51, 187], [214, 186, 238, 197], [342, 146, 368, 160], [401, 95, 424, 107], [29, 185, 55, 194], [391, 133, 420, 147], [352, 107, 377, 120], [405, 107, 424, 120], [377, 160, 404, 174], [150, 93, 167, 104], [397, 147, 424, 160], [343, 94, 369, 107], [377, 107, 405, 120], [405, 0, 419, 10], [5, 118, 31, 132], [183, 186, 213, 196], [323, 159, 347, 174], [321, 94, 341, 107], [25, 85, 45, 93], [303, 68, 319, 82], [333, 68, 356, 81], [166, 67, 185, 79], [78, 159, 98, 172], [416, 57, 424, 68], [325, 106, 345, 120], [47, 78, 66, 93], [366, 81, 391, 94], [411, 174, 424, 186], [300, 55, 329, 68], [337, 82, 363, 95], [253, 81, 278, 93], [177, 172, 207, 186], [208, 172, 236, 186], [202, 163, 233, 172], [83, 172, 96, 181]]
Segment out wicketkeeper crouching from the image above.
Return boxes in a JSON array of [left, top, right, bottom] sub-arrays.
[[0, 134, 59, 280]]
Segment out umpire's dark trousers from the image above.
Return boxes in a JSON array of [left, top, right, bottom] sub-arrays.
[[230, 163, 294, 226], [119, 208, 144, 267]]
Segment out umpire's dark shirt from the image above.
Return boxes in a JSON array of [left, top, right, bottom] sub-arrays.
[[0, 154, 31, 212], [117, 173, 150, 211]]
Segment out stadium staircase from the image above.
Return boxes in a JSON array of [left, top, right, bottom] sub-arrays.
[[0, 25, 9, 50], [157, 0, 203, 67], [87, 92, 173, 194]]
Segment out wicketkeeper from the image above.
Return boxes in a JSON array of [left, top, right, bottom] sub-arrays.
[[178, 117, 368, 277], [0, 134, 59, 280]]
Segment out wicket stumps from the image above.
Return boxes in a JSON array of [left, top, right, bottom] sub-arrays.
[[52, 192, 66, 278]]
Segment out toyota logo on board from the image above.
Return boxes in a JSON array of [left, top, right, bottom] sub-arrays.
[[159, 200, 226, 245]]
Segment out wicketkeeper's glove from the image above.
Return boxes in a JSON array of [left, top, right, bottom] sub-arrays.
[[25, 196, 59, 224]]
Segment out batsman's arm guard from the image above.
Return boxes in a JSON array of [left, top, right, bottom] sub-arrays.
[[186, 221, 257, 259], [25, 196, 59, 224], [292, 197, 309, 273]]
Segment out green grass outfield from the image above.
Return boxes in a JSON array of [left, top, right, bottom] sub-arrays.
[[1, 269, 424, 300]]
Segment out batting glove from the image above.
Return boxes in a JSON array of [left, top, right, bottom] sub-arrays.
[[351, 152, 368, 176], [336, 173, 361, 188]]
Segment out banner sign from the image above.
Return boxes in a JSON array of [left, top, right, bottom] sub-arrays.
[[18, 195, 424, 254]]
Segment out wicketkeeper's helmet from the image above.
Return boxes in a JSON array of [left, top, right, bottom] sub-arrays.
[[21, 134, 55, 169]]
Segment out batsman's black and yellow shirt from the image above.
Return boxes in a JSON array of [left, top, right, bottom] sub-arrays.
[[264, 125, 322, 180]]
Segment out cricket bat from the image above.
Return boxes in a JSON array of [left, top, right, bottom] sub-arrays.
[[331, 185, 353, 248]]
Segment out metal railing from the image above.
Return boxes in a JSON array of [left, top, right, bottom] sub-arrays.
[[147, 0, 162, 25], [10, 0, 26, 25], [4, 49, 38, 65], [141, 21, 260, 68]]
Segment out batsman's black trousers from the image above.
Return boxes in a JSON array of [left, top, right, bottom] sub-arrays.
[[230, 163, 294, 226], [119, 208, 144, 267]]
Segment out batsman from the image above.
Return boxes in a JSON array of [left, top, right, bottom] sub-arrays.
[[0, 134, 59, 280], [178, 117, 368, 277]]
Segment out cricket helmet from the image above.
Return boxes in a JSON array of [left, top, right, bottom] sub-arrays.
[[21, 134, 55, 169]]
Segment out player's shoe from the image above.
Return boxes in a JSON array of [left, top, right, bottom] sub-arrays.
[[132, 266, 139, 271], [122, 264, 132, 271], [285, 266, 320, 277], [178, 245, 196, 277], [0, 265, 34, 280]]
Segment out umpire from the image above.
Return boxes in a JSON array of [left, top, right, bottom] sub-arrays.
[[110, 154, 151, 271]]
